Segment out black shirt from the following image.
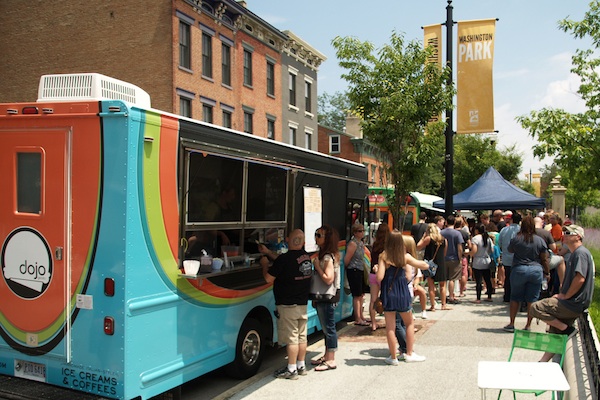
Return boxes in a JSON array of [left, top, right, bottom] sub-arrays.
[[268, 249, 313, 305]]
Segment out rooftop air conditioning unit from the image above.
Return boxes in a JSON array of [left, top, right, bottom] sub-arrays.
[[37, 73, 151, 108]]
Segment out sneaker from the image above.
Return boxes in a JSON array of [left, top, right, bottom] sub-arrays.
[[559, 325, 578, 338], [397, 353, 406, 362], [404, 352, 426, 363], [297, 366, 307, 376], [274, 366, 298, 380], [421, 310, 428, 319], [385, 356, 400, 366], [503, 325, 515, 333]]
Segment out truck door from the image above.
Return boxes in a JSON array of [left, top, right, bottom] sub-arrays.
[[0, 128, 69, 359]]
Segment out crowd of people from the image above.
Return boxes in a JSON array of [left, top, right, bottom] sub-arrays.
[[260, 208, 594, 379]]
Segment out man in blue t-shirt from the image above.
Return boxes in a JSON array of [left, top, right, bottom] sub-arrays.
[[531, 224, 595, 361], [441, 215, 464, 305], [261, 229, 312, 379]]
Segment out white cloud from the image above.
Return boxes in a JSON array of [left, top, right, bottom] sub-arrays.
[[534, 73, 585, 112]]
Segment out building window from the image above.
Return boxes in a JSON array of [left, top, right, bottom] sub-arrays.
[[243, 50, 253, 87], [202, 104, 213, 123], [289, 73, 296, 106], [202, 32, 212, 78], [289, 127, 296, 146], [305, 80, 312, 113], [179, 97, 192, 118], [222, 110, 232, 128], [305, 130, 312, 150], [179, 21, 191, 69], [330, 135, 340, 153], [177, 88, 195, 118], [266, 61, 275, 96], [221, 43, 231, 86], [244, 111, 253, 134], [267, 118, 275, 139]]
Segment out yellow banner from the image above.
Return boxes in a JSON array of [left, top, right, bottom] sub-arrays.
[[423, 24, 442, 129], [457, 19, 495, 134]]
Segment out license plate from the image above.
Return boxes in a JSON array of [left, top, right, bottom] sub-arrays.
[[15, 359, 46, 382]]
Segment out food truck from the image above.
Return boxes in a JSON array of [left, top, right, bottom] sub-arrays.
[[0, 73, 369, 399], [367, 187, 444, 237]]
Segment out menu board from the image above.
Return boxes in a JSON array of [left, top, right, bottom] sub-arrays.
[[303, 186, 322, 252]]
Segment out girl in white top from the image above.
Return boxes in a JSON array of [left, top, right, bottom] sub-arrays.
[[470, 224, 494, 303]]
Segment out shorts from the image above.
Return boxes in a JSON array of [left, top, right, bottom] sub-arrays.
[[530, 297, 581, 332], [549, 253, 563, 270], [446, 260, 462, 281], [461, 257, 468, 277], [346, 268, 367, 296], [368, 272, 379, 287], [276, 304, 308, 345], [509, 265, 542, 303]]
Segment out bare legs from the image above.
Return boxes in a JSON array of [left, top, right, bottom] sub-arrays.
[[369, 281, 380, 330]]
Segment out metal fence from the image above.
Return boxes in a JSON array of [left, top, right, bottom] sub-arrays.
[[579, 311, 600, 398]]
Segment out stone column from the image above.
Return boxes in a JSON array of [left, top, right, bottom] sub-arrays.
[[551, 175, 566, 218]]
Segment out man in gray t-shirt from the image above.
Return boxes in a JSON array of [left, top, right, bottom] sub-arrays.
[[531, 224, 595, 361]]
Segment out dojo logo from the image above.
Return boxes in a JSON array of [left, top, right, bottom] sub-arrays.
[[1, 227, 52, 299]]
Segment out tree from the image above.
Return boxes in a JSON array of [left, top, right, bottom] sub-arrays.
[[453, 134, 522, 193], [517, 2, 600, 209], [332, 32, 454, 227], [317, 91, 350, 131]]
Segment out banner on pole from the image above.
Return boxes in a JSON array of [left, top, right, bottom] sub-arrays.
[[423, 24, 443, 130], [457, 19, 496, 134]]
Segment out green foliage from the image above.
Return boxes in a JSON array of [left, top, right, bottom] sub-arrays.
[[332, 32, 454, 227], [579, 211, 600, 229], [518, 2, 600, 210], [317, 91, 350, 131], [452, 134, 523, 193], [587, 247, 600, 337]]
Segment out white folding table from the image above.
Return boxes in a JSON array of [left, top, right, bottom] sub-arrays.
[[478, 361, 570, 399]]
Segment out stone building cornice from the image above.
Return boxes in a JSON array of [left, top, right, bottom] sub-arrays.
[[283, 30, 327, 71]]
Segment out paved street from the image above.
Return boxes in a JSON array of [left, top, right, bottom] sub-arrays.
[[214, 282, 593, 400]]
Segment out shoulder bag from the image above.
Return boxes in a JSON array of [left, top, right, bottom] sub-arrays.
[[422, 242, 441, 278], [309, 254, 339, 302]]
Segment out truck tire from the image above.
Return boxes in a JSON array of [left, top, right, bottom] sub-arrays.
[[226, 318, 264, 379]]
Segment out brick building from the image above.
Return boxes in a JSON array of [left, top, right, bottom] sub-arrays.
[[0, 0, 325, 142], [318, 115, 388, 186]]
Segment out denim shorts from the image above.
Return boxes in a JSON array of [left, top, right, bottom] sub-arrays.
[[509, 264, 543, 302]]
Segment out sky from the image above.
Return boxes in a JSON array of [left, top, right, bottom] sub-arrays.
[[249, 0, 593, 177]]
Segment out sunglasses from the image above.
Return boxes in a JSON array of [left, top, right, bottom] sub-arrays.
[[315, 233, 323, 238], [356, 230, 364, 233], [563, 231, 579, 236]]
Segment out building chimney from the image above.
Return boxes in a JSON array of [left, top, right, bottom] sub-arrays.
[[237, 0, 248, 7], [345, 114, 363, 138]]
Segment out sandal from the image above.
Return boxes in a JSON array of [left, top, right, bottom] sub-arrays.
[[441, 306, 453, 310], [427, 306, 436, 312], [355, 321, 370, 326], [315, 361, 337, 371], [310, 356, 325, 366]]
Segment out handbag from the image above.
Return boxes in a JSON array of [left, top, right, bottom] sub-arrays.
[[422, 242, 441, 278], [374, 297, 384, 314], [309, 255, 338, 301]]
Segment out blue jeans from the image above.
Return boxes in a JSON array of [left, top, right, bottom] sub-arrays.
[[395, 312, 407, 354], [314, 301, 338, 351]]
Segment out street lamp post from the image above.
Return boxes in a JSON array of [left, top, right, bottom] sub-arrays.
[[444, 0, 454, 217]]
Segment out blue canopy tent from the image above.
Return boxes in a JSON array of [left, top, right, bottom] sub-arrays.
[[433, 167, 546, 211]]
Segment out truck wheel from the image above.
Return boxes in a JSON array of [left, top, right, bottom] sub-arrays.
[[226, 318, 264, 379]]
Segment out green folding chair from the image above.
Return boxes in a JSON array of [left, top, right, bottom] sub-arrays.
[[498, 329, 568, 400]]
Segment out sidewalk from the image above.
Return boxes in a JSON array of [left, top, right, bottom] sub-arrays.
[[220, 281, 590, 400]]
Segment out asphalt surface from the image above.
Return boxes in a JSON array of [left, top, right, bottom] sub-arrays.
[[215, 281, 591, 400]]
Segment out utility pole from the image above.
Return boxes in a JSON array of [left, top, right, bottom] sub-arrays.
[[444, 0, 455, 217]]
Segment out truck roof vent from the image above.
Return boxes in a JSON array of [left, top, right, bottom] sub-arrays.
[[37, 73, 151, 108]]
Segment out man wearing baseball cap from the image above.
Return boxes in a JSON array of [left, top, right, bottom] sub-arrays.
[[530, 225, 595, 361]]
